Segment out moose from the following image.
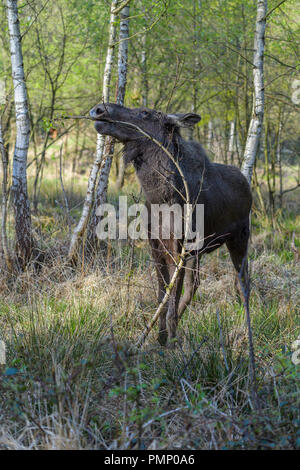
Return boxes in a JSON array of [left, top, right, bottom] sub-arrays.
[[90, 103, 252, 346]]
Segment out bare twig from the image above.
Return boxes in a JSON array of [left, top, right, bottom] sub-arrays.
[[142, 406, 188, 429], [112, 0, 131, 15], [264, 0, 288, 19], [281, 182, 300, 195], [58, 145, 72, 238]]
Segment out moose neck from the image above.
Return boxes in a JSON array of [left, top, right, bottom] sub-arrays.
[[123, 134, 184, 204]]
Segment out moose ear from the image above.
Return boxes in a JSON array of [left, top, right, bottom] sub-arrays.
[[167, 112, 201, 128]]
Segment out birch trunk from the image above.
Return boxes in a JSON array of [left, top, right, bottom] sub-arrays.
[[207, 120, 213, 151], [115, 144, 126, 190], [141, 32, 148, 108], [116, 7, 145, 190], [6, 0, 32, 267], [276, 108, 283, 209], [87, 4, 130, 246], [228, 120, 235, 164], [186, 0, 201, 142], [235, 128, 242, 165], [68, 0, 118, 262], [241, 0, 267, 185], [115, 6, 131, 191], [0, 119, 13, 271], [264, 118, 275, 214]]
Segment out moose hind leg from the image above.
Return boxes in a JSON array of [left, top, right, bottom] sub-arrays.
[[166, 267, 185, 344], [156, 262, 170, 346], [226, 224, 250, 306], [149, 239, 170, 346], [178, 256, 201, 320]]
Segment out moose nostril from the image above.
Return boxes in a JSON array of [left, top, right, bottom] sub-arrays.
[[95, 106, 101, 115]]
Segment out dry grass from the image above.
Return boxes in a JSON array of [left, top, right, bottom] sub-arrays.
[[0, 173, 299, 450]]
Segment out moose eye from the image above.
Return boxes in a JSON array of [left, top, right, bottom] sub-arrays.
[[141, 110, 149, 119]]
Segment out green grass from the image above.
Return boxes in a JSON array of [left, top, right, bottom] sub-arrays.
[[0, 176, 299, 450]]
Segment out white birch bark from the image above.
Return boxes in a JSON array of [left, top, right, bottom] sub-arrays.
[[207, 120, 213, 150], [95, 4, 130, 199], [0, 119, 13, 270], [228, 120, 235, 163], [277, 111, 283, 207], [87, 4, 130, 244], [187, 0, 201, 142], [116, 6, 130, 108], [68, 0, 119, 261], [241, 0, 267, 184], [6, 0, 32, 266], [114, 5, 131, 190], [141, 32, 148, 107]]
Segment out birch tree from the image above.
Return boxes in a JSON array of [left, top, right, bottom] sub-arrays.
[[68, 0, 119, 262], [0, 118, 13, 271], [141, 33, 148, 108], [186, 0, 201, 141], [113, 4, 132, 191], [241, 0, 267, 185], [6, 0, 32, 267], [228, 120, 235, 164], [87, 3, 130, 248]]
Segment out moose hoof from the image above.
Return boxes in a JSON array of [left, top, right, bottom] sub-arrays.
[[157, 330, 168, 346]]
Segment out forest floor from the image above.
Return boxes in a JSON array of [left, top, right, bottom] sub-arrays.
[[0, 166, 299, 450]]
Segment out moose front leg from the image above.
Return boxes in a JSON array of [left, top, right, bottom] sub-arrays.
[[166, 264, 185, 345], [149, 238, 170, 346], [226, 224, 250, 306], [178, 255, 201, 320], [156, 263, 170, 346]]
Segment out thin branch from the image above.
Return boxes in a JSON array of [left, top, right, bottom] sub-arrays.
[[142, 406, 188, 429], [112, 0, 131, 15], [264, 0, 288, 19], [281, 183, 300, 195], [58, 145, 72, 238], [21, 0, 51, 39], [26, 122, 76, 169]]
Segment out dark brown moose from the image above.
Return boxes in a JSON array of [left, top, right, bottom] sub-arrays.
[[90, 103, 252, 346]]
